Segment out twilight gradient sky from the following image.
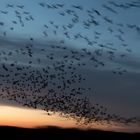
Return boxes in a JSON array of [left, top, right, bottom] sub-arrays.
[[0, 0, 140, 132]]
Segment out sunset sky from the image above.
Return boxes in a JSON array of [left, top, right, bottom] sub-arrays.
[[0, 0, 140, 132], [0, 105, 140, 133]]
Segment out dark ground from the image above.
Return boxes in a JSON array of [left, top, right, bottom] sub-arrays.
[[0, 126, 139, 140]]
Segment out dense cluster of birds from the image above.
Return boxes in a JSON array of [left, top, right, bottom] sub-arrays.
[[0, 0, 140, 127]]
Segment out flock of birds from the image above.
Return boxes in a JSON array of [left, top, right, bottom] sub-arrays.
[[0, 0, 140, 127]]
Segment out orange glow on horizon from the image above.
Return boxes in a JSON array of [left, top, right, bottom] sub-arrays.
[[0, 105, 77, 128], [0, 105, 139, 133]]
